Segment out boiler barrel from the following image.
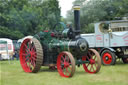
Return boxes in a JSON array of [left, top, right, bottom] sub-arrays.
[[50, 38, 89, 57]]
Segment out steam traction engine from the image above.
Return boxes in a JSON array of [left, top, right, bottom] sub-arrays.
[[20, 6, 101, 77]]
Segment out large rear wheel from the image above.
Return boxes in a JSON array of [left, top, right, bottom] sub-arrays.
[[20, 38, 43, 73], [57, 51, 75, 78], [82, 49, 101, 73]]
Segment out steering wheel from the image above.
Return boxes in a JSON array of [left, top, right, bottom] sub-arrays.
[[52, 22, 67, 34]]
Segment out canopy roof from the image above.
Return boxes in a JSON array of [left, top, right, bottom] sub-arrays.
[[0, 40, 7, 44]]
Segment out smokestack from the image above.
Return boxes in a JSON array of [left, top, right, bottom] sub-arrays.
[[73, 5, 81, 35]]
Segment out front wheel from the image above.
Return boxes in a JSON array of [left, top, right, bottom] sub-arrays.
[[57, 51, 75, 78], [82, 49, 101, 73]]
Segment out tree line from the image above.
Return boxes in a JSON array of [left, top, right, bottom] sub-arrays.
[[0, 0, 128, 39], [0, 0, 61, 39]]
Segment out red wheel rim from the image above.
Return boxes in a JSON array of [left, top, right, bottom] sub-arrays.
[[20, 39, 37, 72], [57, 52, 74, 78], [102, 52, 112, 64], [82, 50, 99, 73]]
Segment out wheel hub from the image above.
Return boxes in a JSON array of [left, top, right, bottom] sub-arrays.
[[89, 59, 95, 64], [105, 56, 112, 61], [105, 56, 109, 61], [64, 62, 69, 68], [103, 52, 113, 65]]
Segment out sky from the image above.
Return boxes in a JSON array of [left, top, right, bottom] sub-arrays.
[[58, 0, 75, 18]]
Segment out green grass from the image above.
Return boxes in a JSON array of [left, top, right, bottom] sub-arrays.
[[0, 60, 128, 85]]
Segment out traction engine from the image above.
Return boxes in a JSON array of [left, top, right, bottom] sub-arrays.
[[20, 6, 101, 77]]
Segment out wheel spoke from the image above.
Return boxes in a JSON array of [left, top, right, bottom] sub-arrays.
[[61, 60, 64, 64], [22, 53, 29, 56], [67, 56, 70, 62], [86, 55, 90, 60], [23, 43, 30, 52], [28, 41, 32, 50], [31, 59, 35, 67], [68, 66, 72, 71], [86, 63, 90, 67], [28, 61, 33, 70], [31, 44, 36, 52], [93, 64, 96, 70], [65, 68, 70, 75], [91, 64, 94, 72], [68, 62, 72, 65], [93, 56, 96, 60], [32, 49, 36, 55], [65, 56, 69, 62], [64, 56, 67, 63], [88, 51, 93, 59], [94, 63, 97, 67], [61, 56, 65, 62], [31, 56, 36, 61], [25, 57, 30, 63], [31, 50, 36, 56], [89, 65, 92, 71]]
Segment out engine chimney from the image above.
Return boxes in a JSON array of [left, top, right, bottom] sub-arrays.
[[73, 5, 81, 35]]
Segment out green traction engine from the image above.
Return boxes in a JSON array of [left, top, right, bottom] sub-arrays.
[[19, 6, 101, 78]]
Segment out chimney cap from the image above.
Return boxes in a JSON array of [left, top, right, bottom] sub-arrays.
[[73, 5, 80, 10]]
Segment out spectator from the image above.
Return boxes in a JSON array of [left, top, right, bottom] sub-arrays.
[[12, 50, 19, 60], [15, 50, 19, 60]]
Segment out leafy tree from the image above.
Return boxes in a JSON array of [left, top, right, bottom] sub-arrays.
[[0, 0, 61, 39], [0, 26, 24, 39]]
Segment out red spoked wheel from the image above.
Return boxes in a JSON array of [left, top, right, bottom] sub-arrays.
[[122, 57, 128, 64], [20, 38, 43, 73], [57, 51, 75, 78], [82, 49, 101, 73], [101, 50, 116, 65]]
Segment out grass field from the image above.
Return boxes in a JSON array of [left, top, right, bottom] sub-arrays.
[[0, 60, 128, 85]]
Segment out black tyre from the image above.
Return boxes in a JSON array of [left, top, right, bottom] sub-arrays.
[[101, 50, 116, 65]]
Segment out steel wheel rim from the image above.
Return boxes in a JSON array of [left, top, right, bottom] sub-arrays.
[[103, 52, 112, 64], [82, 49, 101, 73], [20, 39, 37, 72], [57, 52, 75, 78]]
